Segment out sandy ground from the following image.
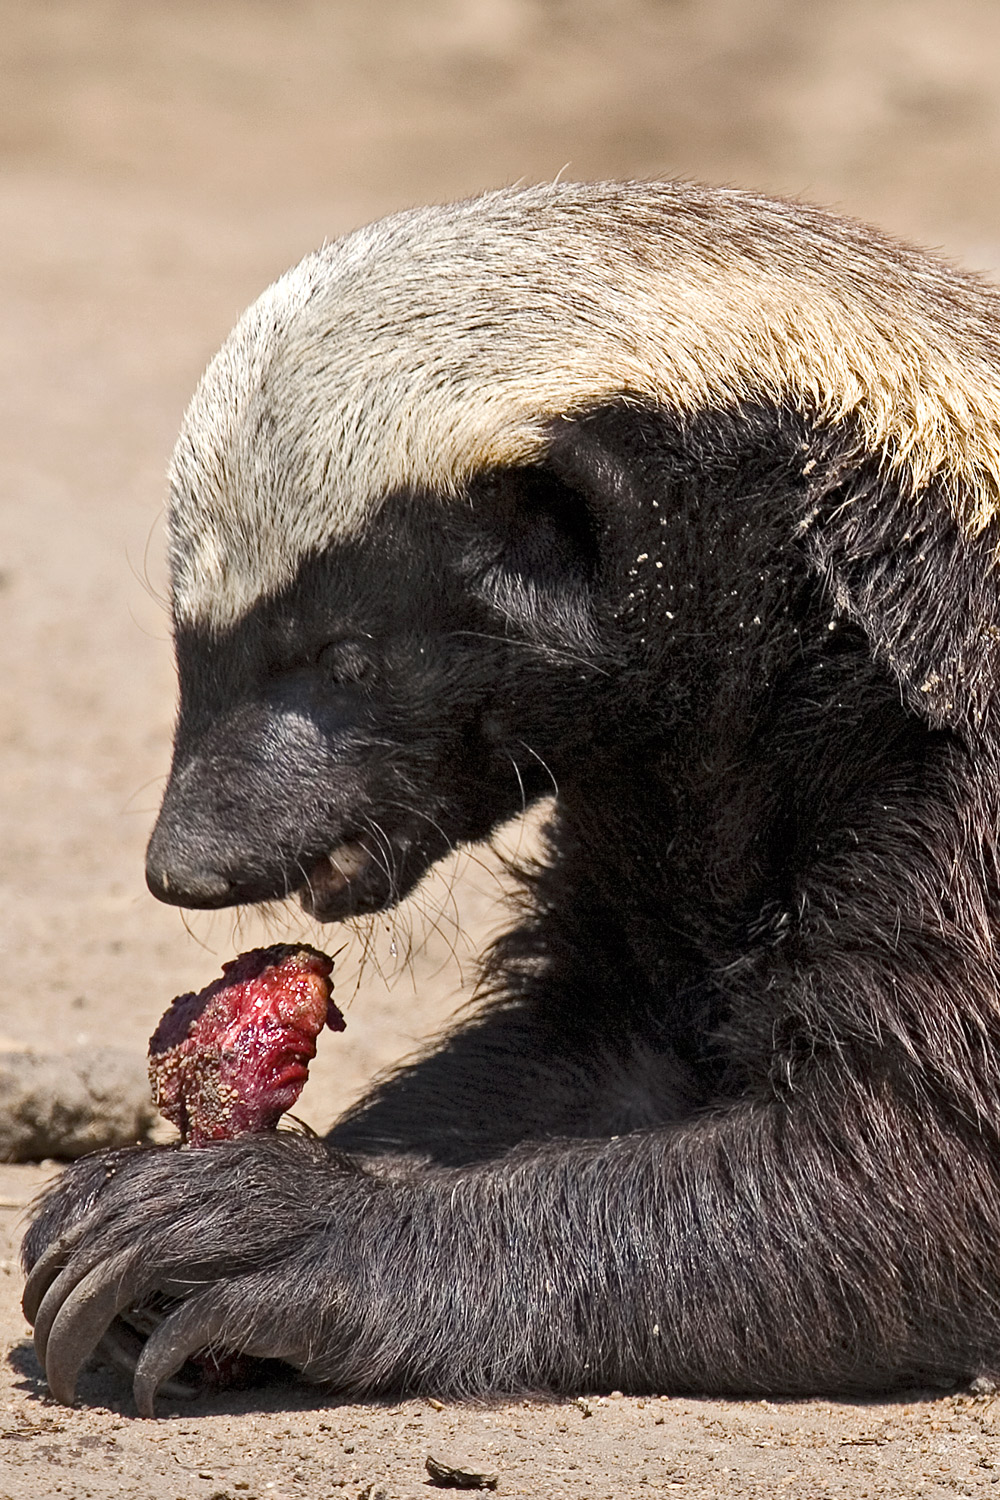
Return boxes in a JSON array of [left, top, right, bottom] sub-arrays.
[[6, 2, 1000, 1495]]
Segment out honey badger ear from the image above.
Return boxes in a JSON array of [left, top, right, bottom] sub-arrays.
[[538, 398, 1000, 743], [803, 469, 1000, 742], [463, 465, 601, 653]]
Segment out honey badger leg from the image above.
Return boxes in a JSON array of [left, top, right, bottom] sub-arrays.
[[20, 1068, 999, 1412]]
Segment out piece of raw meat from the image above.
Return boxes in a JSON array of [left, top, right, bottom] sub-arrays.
[[148, 944, 343, 1146]]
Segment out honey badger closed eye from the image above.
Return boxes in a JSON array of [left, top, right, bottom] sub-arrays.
[[24, 181, 1000, 1413]]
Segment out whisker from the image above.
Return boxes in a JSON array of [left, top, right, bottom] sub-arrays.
[[518, 741, 560, 799], [508, 755, 528, 817], [121, 774, 168, 815], [178, 908, 217, 956], [363, 818, 401, 904], [448, 629, 610, 676]]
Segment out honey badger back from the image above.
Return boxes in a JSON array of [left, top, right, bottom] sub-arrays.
[[23, 181, 1000, 1410]]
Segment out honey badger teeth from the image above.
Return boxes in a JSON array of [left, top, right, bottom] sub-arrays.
[[298, 842, 372, 917]]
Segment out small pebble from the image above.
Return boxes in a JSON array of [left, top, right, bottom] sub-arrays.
[[426, 1454, 499, 1490]]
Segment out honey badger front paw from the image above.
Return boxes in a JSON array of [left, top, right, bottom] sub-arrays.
[[21, 1135, 385, 1415]]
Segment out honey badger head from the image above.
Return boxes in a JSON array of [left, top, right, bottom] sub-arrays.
[[146, 181, 1000, 918]]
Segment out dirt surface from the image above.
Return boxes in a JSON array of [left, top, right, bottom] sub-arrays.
[[5, 2, 1000, 1495]]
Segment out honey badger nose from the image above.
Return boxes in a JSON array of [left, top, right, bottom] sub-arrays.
[[146, 685, 346, 909], [145, 835, 236, 908]]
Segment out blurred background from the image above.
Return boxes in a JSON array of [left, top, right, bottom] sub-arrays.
[[3, 0, 1000, 1128]]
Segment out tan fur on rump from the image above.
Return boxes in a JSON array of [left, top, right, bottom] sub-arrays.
[[168, 181, 1000, 630]]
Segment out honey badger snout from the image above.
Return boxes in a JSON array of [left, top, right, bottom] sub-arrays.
[[146, 684, 366, 911], [144, 647, 512, 922]]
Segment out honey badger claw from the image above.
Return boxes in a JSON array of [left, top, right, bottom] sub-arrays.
[[22, 1220, 92, 1327], [132, 1298, 232, 1418], [22, 1136, 366, 1413], [35, 1253, 140, 1407]]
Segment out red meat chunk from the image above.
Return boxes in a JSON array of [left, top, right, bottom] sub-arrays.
[[148, 944, 344, 1146]]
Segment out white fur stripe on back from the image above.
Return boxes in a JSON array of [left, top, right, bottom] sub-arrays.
[[169, 181, 1000, 629]]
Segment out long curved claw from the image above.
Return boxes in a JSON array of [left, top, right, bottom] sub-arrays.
[[20, 1138, 343, 1411], [36, 1255, 139, 1406], [33, 1250, 111, 1371], [133, 1298, 229, 1418], [22, 1220, 92, 1325]]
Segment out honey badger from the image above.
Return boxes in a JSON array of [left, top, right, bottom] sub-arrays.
[[23, 180, 1000, 1413]]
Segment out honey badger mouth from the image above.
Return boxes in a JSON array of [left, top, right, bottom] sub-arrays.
[[295, 817, 458, 921], [147, 802, 450, 920], [297, 840, 376, 921]]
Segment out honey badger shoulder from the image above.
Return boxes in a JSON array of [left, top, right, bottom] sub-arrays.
[[24, 182, 1000, 1408]]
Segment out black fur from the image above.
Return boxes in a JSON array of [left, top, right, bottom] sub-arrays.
[[23, 394, 1000, 1410]]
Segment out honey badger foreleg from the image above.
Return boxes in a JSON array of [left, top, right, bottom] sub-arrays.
[[21, 1059, 1000, 1410]]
